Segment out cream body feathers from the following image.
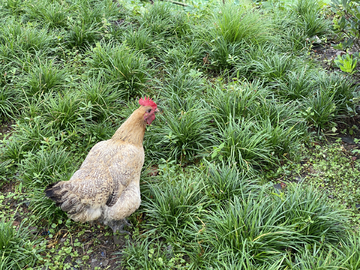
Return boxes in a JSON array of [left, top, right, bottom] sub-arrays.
[[45, 101, 157, 227], [60, 141, 144, 223]]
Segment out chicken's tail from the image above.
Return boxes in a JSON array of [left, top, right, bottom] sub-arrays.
[[45, 182, 64, 206], [45, 182, 102, 222]]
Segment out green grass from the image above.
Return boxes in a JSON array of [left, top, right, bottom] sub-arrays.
[[0, 85, 19, 121], [0, 0, 359, 268], [157, 101, 214, 163], [0, 217, 42, 269], [22, 60, 69, 98], [88, 42, 152, 98], [139, 1, 190, 38]]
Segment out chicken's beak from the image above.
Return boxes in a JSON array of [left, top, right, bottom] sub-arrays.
[[155, 108, 159, 113]]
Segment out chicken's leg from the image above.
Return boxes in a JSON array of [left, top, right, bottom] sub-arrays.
[[106, 219, 133, 245], [107, 219, 132, 234]]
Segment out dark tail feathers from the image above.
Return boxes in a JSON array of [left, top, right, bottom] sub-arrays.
[[45, 182, 64, 206], [45, 182, 85, 215]]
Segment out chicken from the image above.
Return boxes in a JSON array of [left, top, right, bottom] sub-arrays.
[[45, 97, 158, 233]]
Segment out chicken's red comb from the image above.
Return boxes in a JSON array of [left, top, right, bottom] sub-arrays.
[[139, 97, 157, 109]]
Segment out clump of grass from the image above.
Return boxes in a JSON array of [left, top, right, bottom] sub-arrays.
[[0, 19, 55, 56], [200, 195, 300, 266], [81, 0, 120, 23], [300, 71, 355, 129], [272, 66, 316, 101], [24, 0, 69, 28], [199, 183, 350, 268], [0, 160, 13, 187], [88, 42, 151, 99], [1, 0, 25, 17], [0, 117, 56, 161], [210, 83, 306, 163], [0, 136, 25, 164], [281, 19, 309, 53], [0, 218, 42, 269], [253, 52, 297, 82], [80, 74, 122, 122], [123, 26, 155, 55], [65, 0, 120, 48], [253, 99, 307, 159], [301, 87, 337, 129], [271, 0, 329, 54], [121, 238, 189, 270], [278, 184, 348, 244], [258, 116, 306, 160], [338, 232, 360, 269], [290, 244, 343, 269], [199, 3, 273, 71], [213, 3, 272, 45], [65, 21, 101, 49], [293, 0, 329, 38], [0, 85, 20, 121], [315, 71, 355, 114], [215, 117, 274, 168], [234, 44, 307, 84], [143, 168, 207, 241], [19, 145, 73, 189], [203, 36, 242, 71], [139, 2, 190, 38], [161, 67, 207, 97], [232, 44, 276, 79], [23, 61, 68, 98], [163, 40, 204, 69], [209, 80, 269, 124], [203, 162, 260, 203], [157, 101, 214, 163], [43, 90, 81, 130], [265, 67, 354, 130]]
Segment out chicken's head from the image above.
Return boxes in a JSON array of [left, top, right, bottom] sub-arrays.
[[139, 97, 158, 125]]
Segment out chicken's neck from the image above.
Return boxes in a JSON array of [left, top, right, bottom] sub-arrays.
[[111, 112, 146, 147]]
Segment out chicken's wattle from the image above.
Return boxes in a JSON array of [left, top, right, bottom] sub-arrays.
[[146, 113, 156, 125]]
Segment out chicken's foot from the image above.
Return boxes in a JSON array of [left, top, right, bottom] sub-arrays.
[[106, 219, 132, 245], [107, 219, 132, 234]]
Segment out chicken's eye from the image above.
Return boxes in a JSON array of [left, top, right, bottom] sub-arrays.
[[147, 109, 152, 113]]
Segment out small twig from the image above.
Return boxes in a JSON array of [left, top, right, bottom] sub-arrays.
[[164, 0, 188, 7]]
